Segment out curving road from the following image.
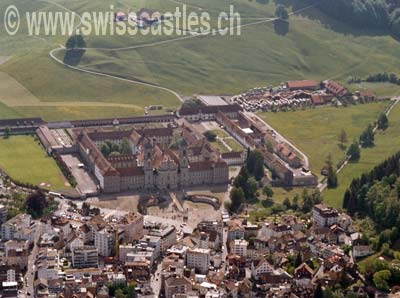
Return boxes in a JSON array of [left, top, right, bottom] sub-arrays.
[[49, 48, 185, 102], [45, 1, 315, 103]]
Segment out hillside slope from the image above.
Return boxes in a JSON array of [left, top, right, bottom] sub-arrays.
[[1, 0, 400, 120]]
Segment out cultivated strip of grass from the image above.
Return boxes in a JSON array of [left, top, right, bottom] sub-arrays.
[[0, 136, 70, 190]]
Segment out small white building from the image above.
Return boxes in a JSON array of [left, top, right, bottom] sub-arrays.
[[232, 239, 248, 257], [312, 204, 339, 227]]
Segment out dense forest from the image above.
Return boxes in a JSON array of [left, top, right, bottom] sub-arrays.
[[317, 0, 400, 36], [342, 152, 400, 248]]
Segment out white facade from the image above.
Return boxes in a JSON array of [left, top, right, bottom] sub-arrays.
[[262, 222, 293, 240], [186, 248, 210, 274], [37, 249, 60, 281], [148, 226, 176, 253], [72, 246, 99, 268], [95, 228, 115, 257], [252, 260, 274, 280], [232, 239, 248, 257], [1, 214, 32, 242], [312, 204, 339, 227]]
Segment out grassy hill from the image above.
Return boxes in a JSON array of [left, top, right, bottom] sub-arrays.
[[1, 0, 400, 120]]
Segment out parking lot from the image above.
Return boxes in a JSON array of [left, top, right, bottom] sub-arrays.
[[61, 154, 98, 195]]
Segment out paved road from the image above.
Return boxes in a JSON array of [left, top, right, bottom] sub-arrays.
[[150, 261, 163, 297], [20, 222, 42, 298], [49, 48, 184, 103]]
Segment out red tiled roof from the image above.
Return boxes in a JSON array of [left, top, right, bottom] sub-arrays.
[[325, 80, 349, 97], [140, 127, 173, 137], [117, 167, 145, 177], [287, 80, 319, 89], [221, 151, 243, 159]]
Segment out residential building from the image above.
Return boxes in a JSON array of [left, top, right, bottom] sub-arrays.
[[1, 214, 33, 242], [4, 240, 29, 269], [186, 248, 210, 274], [71, 246, 99, 268], [0, 204, 7, 224], [313, 204, 339, 227], [164, 276, 191, 298], [122, 213, 144, 242], [37, 248, 60, 281], [148, 226, 176, 253], [232, 239, 248, 257], [294, 263, 314, 286], [95, 227, 116, 257], [352, 245, 373, 258], [262, 221, 293, 240], [227, 219, 245, 242]]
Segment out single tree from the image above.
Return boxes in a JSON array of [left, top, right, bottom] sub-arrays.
[[115, 289, 126, 298], [377, 113, 389, 130], [283, 197, 291, 210], [25, 190, 48, 218], [339, 129, 348, 149], [247, 177, 258, 199], [313, 283, 323, 298], [229, 187, 245, 213], [373, 270, 391, 292], [3, 126, 10, 139], [120, 138, 133, 155], [294, 252, 302, 268], [327, 166, 338, 188], [262, 185, 274, 199], [347, 141, 360, 161], [101, 143, 111, 157], [246, 150, 264, 180], [203, 131, 217, 142], [66, 34, 87, 50], [325, 153, 338, 188], [275, 4, 289, 20], [359, 124, 375, 147], [292, 194, 299, 210]]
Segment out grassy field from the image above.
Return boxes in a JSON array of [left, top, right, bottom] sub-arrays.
[[259, 102, 390, 178], [209, 139, 230, 153], [0, 136, 70, 190], [1, 0, 400, 120], [212, 129, 230, 138], [323, 102, 400, 208], [348, 82, 400, 98], [224, 138, 244, 152]]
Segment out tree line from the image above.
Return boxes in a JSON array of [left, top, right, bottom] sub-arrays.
[[342, 151, 400, 250], [349, 72, 400, 85], [317, 0, 400, 37]]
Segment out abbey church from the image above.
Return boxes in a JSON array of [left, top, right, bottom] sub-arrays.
[[73, 124, 229, 193]]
